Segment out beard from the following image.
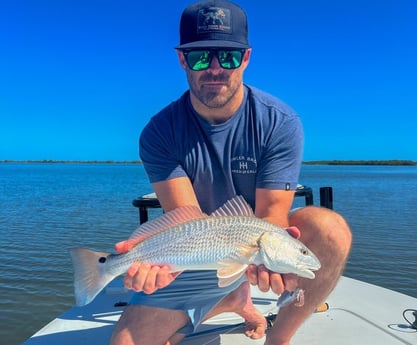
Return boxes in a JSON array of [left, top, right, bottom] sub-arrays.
[[187, 71, 242, 109]]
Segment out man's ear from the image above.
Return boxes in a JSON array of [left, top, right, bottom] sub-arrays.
[[241, 48, 252, 69]]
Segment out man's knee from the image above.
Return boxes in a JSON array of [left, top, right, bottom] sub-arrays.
[[110, 305, 189, 345], [290, 206, 352, 254]]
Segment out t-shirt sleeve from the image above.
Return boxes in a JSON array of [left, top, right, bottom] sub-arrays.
[[139, 115, 187, 183], [256, 112, 304, 190]]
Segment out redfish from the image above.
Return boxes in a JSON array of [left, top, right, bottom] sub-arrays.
[[70, 196, 320, 306]]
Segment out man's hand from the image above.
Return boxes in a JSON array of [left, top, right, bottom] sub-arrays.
[[245, 226, 301, 294], [115, 239, 180, 294], [246, 266, 298, 294]]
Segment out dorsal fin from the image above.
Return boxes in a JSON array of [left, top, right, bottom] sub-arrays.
[[210, 195, 254, 217], [129, 205, 208, 241]]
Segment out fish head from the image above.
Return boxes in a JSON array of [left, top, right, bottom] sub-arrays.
[[258, 231, 321, 279]]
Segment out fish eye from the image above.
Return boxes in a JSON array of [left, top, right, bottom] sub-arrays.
[[300, 248, 309, 256]]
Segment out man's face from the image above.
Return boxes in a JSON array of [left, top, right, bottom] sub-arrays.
[[178, 49, 251, 109]]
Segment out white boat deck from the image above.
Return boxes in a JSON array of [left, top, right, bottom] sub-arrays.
[[23, 276, 417, 344]]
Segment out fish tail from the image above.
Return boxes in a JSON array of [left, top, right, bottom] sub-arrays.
[[69, 248, 115, 306]]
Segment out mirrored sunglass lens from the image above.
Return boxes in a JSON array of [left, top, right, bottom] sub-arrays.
[[184, 49, 244, 71], [186, 51, 211, 70], [218, 50, 243, 69]]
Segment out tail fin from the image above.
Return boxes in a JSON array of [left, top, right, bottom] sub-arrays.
[[69, 248, 115, 306]]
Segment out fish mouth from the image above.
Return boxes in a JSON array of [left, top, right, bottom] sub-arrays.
[[296, 261, 321, 279]]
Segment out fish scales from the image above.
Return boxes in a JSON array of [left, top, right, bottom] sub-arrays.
[[135, 217, 268, 261], [105, 216, 269, 276]]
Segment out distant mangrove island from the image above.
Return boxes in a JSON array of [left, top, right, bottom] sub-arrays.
[[1, 159, 416, 166]]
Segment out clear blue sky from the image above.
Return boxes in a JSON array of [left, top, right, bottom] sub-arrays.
[[1, 0, 416, 161]]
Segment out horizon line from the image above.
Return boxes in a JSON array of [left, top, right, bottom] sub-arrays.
[[1, 159, 416, 166]]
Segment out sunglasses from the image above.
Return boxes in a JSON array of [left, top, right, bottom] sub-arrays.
[[181, 49, 246, 71]]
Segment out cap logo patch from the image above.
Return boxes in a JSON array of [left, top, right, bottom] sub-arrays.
[[197, 7, 232, 33]]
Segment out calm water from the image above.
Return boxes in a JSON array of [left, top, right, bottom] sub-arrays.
[[1, 163, 416, 345]]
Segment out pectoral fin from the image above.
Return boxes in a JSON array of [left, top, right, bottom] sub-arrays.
[[217, 262, 248, 287], [216, 243, 259, 287]]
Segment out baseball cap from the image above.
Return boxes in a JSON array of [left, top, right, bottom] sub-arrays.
[[176, 0, 251, 49]]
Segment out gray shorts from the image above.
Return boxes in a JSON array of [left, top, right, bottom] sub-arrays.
[[129, 270, 246, 335]]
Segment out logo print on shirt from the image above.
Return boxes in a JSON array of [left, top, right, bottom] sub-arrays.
[[231, 156, 257, 174], [239, 161, 248, 170]]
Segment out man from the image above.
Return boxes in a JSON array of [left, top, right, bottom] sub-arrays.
[[110, 1, 352, 344]]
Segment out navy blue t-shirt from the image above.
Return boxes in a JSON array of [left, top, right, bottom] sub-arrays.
[[139, 85, 303, 213]]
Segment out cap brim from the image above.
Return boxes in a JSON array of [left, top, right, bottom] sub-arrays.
[[175, 40, 250, 49]]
